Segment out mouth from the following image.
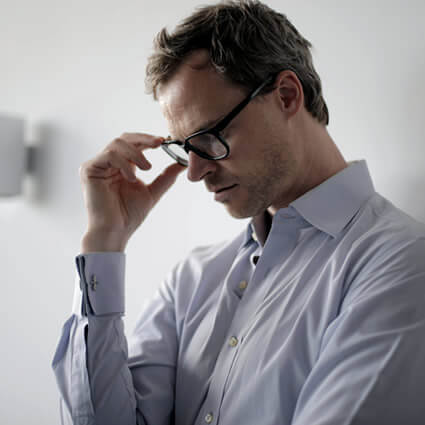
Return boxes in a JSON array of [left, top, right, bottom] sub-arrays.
[[214, 184, 238, 202], [215, 184, 238, 193]]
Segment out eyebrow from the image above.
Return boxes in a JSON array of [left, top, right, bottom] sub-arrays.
[[171, 106, 232, 141], [171, 118, 222, 141], [190, 114, 226, 135]]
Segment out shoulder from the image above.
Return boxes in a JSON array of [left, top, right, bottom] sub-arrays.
[[342, 192, 425, 307], [343, 193, 425, 255], [368, 192, 425, 238]]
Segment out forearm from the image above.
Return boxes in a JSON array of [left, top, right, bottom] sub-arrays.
[[52, 253, 139, 425], [52, 313, 138, 424], [85, 314, 137, 424]]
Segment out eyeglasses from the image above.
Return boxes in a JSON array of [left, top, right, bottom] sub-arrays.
[[161, 76, 273, 166]]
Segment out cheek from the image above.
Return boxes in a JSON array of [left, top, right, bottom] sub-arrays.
[[222, 114, 286, 177], [226, 128, 267, 165]]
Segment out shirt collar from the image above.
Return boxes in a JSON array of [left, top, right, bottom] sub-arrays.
[[289, 159, 375, 238], [242, 159, 375, 245]]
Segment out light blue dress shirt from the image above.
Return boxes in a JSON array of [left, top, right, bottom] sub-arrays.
[[52, 160, 425, 425]]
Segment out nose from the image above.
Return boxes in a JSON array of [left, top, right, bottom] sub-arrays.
[[186, 151, 217, 182]]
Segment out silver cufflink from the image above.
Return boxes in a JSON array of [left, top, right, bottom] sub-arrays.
[[90, 275, 98, 291]]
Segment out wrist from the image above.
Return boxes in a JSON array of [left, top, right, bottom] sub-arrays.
[[81, 229, 128, 253]]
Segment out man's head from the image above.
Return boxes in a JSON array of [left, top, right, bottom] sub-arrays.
[[146, 0, 328, 125], [146, 0, 342, 219]]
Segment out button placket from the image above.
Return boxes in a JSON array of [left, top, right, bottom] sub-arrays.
[[196, 329, 243, 425], [229, 220, 302, 340], [193, 237, 260, 425]]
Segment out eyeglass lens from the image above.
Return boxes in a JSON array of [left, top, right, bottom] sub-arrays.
[[166, 133, 227, 163], [165, 143, 189, 164], [188, 133, 227, 157]]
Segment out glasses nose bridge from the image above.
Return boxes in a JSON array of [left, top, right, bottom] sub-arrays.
[[183, 139, 191, 154]]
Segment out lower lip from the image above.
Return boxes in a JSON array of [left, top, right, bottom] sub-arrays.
[[214, 185, 238, 202]]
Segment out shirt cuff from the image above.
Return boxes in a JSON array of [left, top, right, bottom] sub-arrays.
[[74, 252, 126, 316]]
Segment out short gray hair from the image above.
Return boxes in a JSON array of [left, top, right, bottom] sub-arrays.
[[145, 0, 329, 125]]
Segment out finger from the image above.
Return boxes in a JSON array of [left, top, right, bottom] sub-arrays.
[[88, 150, 138, 182], [148, 163, 186, 204], [118, 132, 165, 150], [112, 138, 152, 170]]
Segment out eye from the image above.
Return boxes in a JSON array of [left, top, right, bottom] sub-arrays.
[[188, 133, 227, 157]]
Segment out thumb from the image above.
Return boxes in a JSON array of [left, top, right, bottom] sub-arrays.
[[148, 163, 186, 204]]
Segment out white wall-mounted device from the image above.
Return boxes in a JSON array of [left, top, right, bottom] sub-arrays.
[[0, 114, 26, 196]]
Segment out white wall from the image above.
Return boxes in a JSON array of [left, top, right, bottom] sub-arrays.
[[1, 0, 424, 423]]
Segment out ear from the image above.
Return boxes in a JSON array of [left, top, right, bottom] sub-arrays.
[[274, 70, 304, 119]]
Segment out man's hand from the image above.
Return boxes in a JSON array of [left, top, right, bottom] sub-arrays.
[[79, 132, 185, 252]]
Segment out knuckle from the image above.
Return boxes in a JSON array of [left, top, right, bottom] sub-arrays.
[[79, 162, 90, 181], [115, 137, 126, 145], [107, 137, 124, 150], [104, 148, 116, 158], [79, 161, 89, 173]]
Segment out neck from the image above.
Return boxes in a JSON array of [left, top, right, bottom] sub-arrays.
[[268, 117, 348, 216]]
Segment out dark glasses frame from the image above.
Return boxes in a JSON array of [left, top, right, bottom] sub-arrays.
[[161, 76, 274, 166]]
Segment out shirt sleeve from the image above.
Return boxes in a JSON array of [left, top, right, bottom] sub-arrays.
[[51, 252, 178, 425], [291, 237, 425, 425]]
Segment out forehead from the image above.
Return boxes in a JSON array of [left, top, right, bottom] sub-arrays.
[[157, 52, 245, 138]]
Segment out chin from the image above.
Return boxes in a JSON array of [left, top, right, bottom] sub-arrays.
[[225, 208, 249, 219], [223, 200, 267, 219]]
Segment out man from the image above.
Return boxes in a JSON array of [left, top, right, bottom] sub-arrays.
[[52, 1, 425, 424]]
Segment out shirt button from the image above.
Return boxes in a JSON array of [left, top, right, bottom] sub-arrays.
[[252, 232, 258, 242], [239, 280, 248, 290], [252, 255, 260, 265], [229, 336, 239, 347], [205, 412, 213, 423]]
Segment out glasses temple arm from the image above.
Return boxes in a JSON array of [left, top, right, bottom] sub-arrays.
[[214, 76, 274, 132]]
